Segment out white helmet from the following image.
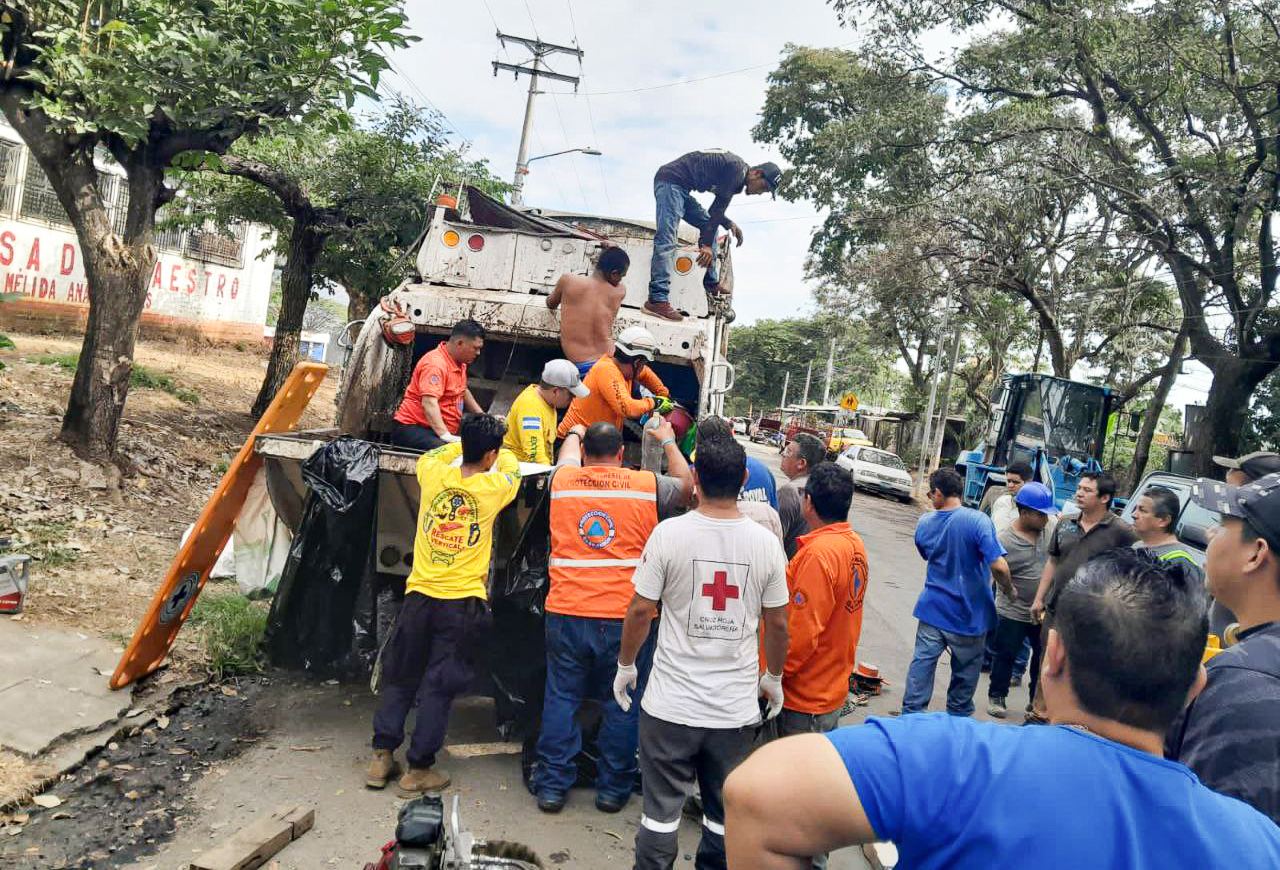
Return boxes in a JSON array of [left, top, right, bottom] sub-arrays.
[[615, 326, 657, 361]]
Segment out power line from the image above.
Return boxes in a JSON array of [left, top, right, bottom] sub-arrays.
[[383, 58, 475, 153], [564, 0, 613, 211]]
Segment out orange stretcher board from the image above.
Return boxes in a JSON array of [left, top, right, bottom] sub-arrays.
[[110, 362, 329, 690]]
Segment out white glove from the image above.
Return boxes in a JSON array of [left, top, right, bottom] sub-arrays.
[[440, 433, 460, 443], [759, 671, 784, 720], [613, 661, 639, 711]]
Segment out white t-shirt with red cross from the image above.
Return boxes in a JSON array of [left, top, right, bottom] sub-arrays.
[[633, 510, 790, 728]]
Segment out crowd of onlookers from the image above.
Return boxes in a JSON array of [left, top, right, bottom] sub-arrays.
[[365, 378, 1280, 868]]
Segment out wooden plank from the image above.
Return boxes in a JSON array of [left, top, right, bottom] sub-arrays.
[[189, 805, 314, 870], [111, 362, 328, 690]]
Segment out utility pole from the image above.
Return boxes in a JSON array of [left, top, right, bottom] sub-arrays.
[[914, 285, 954, 498], [822, 339, 836, 406], [929, 323, 964, 477], [801, 360, 814, 406], [780, 371, 790, 409], [492, 33, 582, 206]]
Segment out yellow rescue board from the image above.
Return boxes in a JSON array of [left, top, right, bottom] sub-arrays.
[[110, 362, 329, 690]]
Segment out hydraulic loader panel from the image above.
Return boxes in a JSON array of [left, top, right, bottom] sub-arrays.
[[109, 362, 329, 690]]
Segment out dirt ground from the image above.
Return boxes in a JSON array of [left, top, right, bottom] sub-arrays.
[[0, 331, 338, 807]]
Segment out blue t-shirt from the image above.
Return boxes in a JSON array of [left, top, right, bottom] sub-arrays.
[[828, 714, 1280, 869], [740, 456, 778, 508], [912, 506, 1005, 635]]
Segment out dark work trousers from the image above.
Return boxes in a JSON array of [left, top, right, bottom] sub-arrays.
[[371, 592, 491, 768], [763, 708, 842, 870], [989, 617, 1043, 701], [391, 422, 446, 452], [635, 711, 755, 870]]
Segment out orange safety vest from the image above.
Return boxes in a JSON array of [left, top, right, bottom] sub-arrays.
[[547, 465, 659, 619]]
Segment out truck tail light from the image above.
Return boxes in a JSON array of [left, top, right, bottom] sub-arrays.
[[442, 230, 460, 248], [467, 234, 485, 252], [674, 255, 693, 274]]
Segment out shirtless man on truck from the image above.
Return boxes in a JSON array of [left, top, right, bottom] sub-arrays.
[[546, 247, 631, 378]]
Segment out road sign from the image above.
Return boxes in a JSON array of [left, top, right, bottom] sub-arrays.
[[840, 392, 859, 412]]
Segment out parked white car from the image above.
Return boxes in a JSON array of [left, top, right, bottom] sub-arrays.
[[836, 446, 914, 503]]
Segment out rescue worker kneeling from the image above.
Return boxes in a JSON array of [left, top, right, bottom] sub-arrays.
[[532, 421, 692, 815]]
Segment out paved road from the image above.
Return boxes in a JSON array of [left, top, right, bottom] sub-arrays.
[[130, 441, 1028, 870], [740, 435, 1034, 723]]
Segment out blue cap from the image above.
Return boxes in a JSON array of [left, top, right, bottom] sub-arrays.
[[1015, 482, 1058, 515]]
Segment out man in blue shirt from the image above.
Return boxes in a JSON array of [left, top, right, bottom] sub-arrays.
[[724, 548, 1280, 868], [902, 468, 1011, 715]]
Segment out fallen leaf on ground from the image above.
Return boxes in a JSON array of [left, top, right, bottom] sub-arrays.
[[124, 790, 140, 800], [157, 715, 170, 729], [51, 811, 71, 820], [219, 686, 238, 697], [32, 794, 62, 809], [7, 826, 22, 836]]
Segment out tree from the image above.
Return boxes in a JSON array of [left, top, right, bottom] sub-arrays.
[[178, 100, 506, 417], [832, 0, 1280, 474], [0, 1, 411, 459], [725, 315, 895, 417]]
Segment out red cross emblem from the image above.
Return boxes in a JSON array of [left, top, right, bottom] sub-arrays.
[[701, 570, 740, 611]]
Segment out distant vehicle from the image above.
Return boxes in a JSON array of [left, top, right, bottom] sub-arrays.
[[732, 417, 748, 435], [1118, 471, 1220, 566], [750, 416, 781, 443], [836, 445, 914, 503], [957, 373, 1113, 513], [828, 426, 873, 457]]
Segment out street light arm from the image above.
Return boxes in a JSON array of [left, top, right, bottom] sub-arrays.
[[526, 147, 602, 164]]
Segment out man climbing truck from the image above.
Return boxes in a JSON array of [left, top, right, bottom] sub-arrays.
[[646, 150, 781, 322], [546, 246, 632, 378]]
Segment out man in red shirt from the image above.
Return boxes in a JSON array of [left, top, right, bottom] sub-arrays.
[[392, 319, 486, 450]]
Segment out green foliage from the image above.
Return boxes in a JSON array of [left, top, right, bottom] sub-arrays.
[[188, 589, 268, 680], [22, 520, 79, 568], [33, 353, 197, 403], [0, 334, 15, 350], [177, 98, 509, 318], [726, 316, 898, 417], [1243, 373, 1280, 453], [7, 1, 414, 145]]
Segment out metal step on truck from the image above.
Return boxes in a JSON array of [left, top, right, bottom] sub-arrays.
[[255, 185, 739, 582]]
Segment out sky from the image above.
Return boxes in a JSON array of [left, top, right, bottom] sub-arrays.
[[389, 0, 1213, 412]]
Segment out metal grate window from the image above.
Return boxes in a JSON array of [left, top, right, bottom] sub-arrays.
[[96, 171, 130, 235], [184, 222, 245, 268], [153, 205, 185, 252], [0, 141, 20, 215], [20, 157, 72, 228]]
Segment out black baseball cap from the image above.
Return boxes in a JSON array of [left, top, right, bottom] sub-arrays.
[[753, 162, 782, 199], [1212, 451, 1280, 482], [1194, 472, 1280, 550]]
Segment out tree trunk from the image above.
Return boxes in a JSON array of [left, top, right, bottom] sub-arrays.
[[1195, 355, 1279, 476], [20, 141, 163, 461], [252, 218, 326, 418], [1126, 326, 1189, 493], [346, 290, 375, 325]]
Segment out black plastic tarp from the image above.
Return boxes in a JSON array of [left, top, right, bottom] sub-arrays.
[[266, 436, 380, 675]]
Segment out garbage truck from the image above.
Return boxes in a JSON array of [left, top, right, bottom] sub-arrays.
[[955, 373, 1115, 512]]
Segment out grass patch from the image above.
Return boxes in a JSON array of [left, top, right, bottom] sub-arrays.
[[0, 333, 15, 350], [23, 520, 80, 568], [32, 354, 199, 404], [188, 591, 268, 680]]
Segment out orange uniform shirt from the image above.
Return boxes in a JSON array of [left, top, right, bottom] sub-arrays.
[[557, 356, 669, 438], [394, 342, 468, 434], [782, 522, 870, 715]]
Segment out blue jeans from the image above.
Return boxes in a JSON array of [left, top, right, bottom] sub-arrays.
[[648, 180, 719, 303], [901, 621, 987, 716], [534, 613, 654, 801]]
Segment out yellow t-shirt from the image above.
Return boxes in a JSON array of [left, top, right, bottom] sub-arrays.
[[503, 384, 556, 464], [407, 442, 522, 600]]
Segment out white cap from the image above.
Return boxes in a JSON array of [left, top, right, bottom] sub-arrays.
[[615, 325, 658, 361], [542, 359, 590, 398]]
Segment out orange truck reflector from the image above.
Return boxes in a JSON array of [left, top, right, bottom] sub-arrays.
[[109, 361, 329, 690]]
